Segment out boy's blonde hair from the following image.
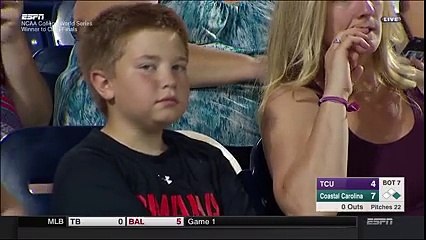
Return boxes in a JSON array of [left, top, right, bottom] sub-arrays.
[[260, 1, 421, 118], [78, 3, 189, 114]]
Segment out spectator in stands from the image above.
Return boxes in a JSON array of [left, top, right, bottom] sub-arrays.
[[260, 1, 423, 216], [54, 0, 270, 147], [51, 4, 255, 216], [1, 0, 52, 139], [162, 0, 272, 146], [398, 0, 424, 94], [399, 0, 424, 38], [1, 184, 25, 216]]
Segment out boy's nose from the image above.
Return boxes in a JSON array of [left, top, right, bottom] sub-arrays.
[[160, 71, 177, 89]]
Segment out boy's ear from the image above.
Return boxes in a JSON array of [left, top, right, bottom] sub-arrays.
[[89, 70, 115, 101]]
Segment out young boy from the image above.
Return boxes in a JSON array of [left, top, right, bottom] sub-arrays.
[[50, 3, 255, 216]]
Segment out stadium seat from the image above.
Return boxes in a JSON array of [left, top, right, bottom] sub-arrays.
[[1, 126, 94, 215], [237, 168, 266, 215], [33, 45, 73, 123], [225, 146, 252, 170], [33, 45, 73, 78], [51, 0, 77, 46], [250, 139, 285, 215], [22, 0, 57, 53], [177, 130, 242, 174]]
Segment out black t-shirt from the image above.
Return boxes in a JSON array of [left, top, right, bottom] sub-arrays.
[[51, 129, 255, 216]]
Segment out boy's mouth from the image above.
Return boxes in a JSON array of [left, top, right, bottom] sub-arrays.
[[156, 96, 179, 104]]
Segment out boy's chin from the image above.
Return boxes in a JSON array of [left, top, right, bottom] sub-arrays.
[[153, 114, 183, 127]]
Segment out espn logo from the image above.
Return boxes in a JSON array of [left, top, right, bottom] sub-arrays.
[[21, 14, 45, 21], [366, 218, 393, 226]]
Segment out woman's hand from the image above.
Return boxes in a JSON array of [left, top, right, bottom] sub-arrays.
[[323, 28, 374, 99], [1, 1, 24, 44]]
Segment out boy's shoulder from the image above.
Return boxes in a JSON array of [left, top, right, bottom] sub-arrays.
[[164, 130, 224, 156], [60, 129, 228, 167], [58, 129, 113, 166]]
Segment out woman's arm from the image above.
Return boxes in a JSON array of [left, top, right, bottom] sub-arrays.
[[1, 1, 52, 126], [261, 87, 349, 216], [74, 1, 265, 87]]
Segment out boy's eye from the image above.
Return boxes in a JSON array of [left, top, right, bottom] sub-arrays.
[[172, 65, 187, 71], [138, 64, 156, 71]]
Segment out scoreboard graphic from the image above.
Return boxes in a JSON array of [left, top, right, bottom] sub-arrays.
[[14, 215, 423, 239], [67, 217, 184, 227], [316, 177, 404, 212]]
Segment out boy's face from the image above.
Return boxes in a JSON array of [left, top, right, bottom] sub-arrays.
[[110, 29, 189, 128]]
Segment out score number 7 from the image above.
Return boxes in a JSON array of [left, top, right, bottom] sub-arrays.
[[370, 180, 377, 199]]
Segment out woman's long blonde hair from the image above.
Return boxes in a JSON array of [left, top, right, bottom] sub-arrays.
[[260, 1, 420, 118]]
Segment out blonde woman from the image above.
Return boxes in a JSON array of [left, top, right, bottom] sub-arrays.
[[261, 1, 423, 216]]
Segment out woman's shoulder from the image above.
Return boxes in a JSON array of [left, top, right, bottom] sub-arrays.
[[265, 85, 320, 110], [261, 85, 321, 130]]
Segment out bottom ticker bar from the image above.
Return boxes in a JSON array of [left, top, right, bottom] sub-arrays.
[[183, 216, 356, 227], [12, 216, 424, 239], [18, 216, 356, 228]]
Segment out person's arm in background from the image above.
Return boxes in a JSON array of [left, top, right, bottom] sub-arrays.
[[186, 45, 263, 87], [411, 58, 424, 94], [1, 184, 25, 216], [400, 0, 424, 38], [1, 1, 52, 126], [74, 1, 265, 87]]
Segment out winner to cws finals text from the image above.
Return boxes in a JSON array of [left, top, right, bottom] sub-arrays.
[[21, 14, 92, 33]]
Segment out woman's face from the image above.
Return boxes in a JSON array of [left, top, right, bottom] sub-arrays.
[[324, 1, 384, 52]]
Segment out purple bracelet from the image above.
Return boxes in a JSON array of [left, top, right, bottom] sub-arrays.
[[319, 96, 360, 112]]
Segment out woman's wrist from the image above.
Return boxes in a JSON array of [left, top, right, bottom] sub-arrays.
[[319, 95, 360, 112], [322, 89, 350, 100], [251, 55, 267, 81]]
